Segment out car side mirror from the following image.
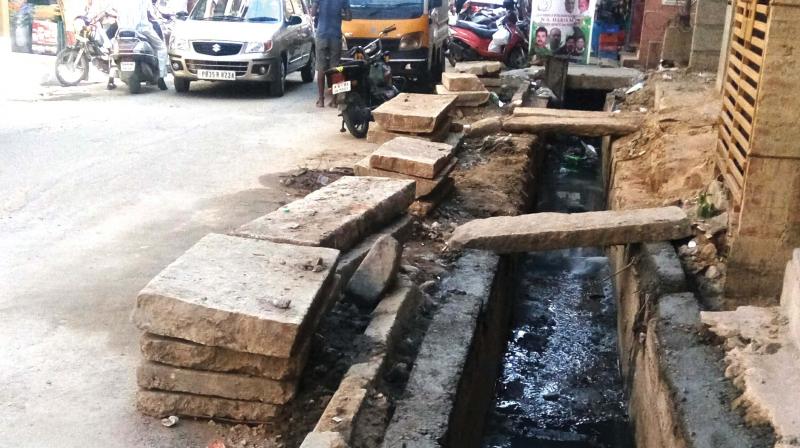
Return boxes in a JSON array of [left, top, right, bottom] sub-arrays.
[[176, 11, 188, 20], [287, 15, 302, 25]]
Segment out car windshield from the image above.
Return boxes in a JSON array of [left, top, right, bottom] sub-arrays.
[[350, 0, 424, 20], [190, 0, 282, 21]]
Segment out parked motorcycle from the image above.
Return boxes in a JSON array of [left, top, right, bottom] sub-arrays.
[[55, 15, 115, 86], [325, 25, 401, 139], [448, 12, 529, 69], [113, 28, 162, 94]]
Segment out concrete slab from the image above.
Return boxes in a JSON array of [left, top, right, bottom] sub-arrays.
[[364, 284, 423, 349], [449, 207, 691, 253], [345, 235, 402, 308], [354, 156, 456, 198], [502, 115, 640, 137], [372, 93, 457, 134], [454, 61, 504, 76], [512, 107, 644, 121], [366, 116, 452, 145], [136, 390, 281, 423], [442, 72, 487, 92], [234, 176, 415, 251], [435, 85, 490, 107], [137, 361, 297, 404], [131, 233, 339, 358], [566, 65, 642, 91], [140, 333, 309, 380], [336, 215, 414, 284], [370, 136, 455, 179]]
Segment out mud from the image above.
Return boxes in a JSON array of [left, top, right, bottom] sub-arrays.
[[482, 135, 633, 448]]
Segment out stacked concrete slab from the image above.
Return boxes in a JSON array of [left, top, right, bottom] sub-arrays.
[[436, 72, 490, 107], [355, 136, 457, 217], [131, 176, 416, 423], [368, 93, 457, 145]]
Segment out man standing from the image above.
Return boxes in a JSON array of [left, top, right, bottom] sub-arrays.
[[114, 0, 168, 90], [312, 0, 351, 108]]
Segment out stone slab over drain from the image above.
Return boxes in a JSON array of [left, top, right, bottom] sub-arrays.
[[234, 176, 415, 251], [131, 233, 339, 358], [449, 206, 691, 253]]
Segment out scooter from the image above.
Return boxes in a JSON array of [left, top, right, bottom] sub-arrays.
[[113, 29, 161, 94], [325, 25, 401, 138], [448, 14, 529, 69]]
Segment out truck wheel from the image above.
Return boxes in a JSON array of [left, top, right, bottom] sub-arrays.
[[270, 59, 286, 97], [174, 77, 191, 93], [301, 49, 315, 83], [432, 48, 445, 83]]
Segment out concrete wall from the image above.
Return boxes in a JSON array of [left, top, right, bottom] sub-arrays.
[[689, 0, 727, 71], [609, 243, 771, 448], [661, 23, 692, 66], [636, 0, 682, 68]]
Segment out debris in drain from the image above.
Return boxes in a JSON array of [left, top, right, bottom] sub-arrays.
[[160, 415, 179, 427]]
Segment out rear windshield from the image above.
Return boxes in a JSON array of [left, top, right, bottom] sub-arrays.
[[350, 0, 424, 20], [190, 0, 283, 22]]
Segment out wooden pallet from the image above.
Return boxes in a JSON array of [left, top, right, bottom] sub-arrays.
[[717, 0, 769, 203]]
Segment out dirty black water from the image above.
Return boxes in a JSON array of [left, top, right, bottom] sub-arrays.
[[482, 135, 634, 448]]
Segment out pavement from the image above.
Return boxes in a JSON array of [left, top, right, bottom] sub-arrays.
[[0, 38, 376, 447]]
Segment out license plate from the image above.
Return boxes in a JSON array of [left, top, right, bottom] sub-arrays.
[[197, 69, 236, 81], [120, 61, 135, 72], [332, 81, 351, 94]]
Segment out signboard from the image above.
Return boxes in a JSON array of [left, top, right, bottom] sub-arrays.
[[31, 18, 58, 54], [529, 0, 597, 64]]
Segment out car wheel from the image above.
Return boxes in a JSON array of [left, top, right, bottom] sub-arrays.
[[174, 77, 191, 93], [270, 59, 286, 97], [301, 48, 315, 83]]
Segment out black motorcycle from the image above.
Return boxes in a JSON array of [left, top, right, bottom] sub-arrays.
[[55, 15, 115, 86], [326, 25, 401, 139]]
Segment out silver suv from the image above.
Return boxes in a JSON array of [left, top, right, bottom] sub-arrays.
[[168, 0, 315, 96]]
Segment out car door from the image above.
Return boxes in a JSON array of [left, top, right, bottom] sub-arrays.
[[283, 0, 304, 71], [290, 0, 313, 66]]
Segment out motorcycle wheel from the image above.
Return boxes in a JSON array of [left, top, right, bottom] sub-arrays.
[[55, 47, 89, 87], [506, 46, 529, 69], [343, 105, 369, 139], [127, 71, 142, 94]]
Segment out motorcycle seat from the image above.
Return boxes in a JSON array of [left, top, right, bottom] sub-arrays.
[[456, 20, 497, 38]]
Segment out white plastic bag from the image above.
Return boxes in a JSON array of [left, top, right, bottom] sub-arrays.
[[489, 26, 510, 54]]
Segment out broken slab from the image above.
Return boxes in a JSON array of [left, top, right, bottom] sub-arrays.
[[364, 284, 423, 350], [454, 61, 503, 76], [435, 85, 490, 107], [366, 117, 452, 145], [409, 177, 454, 218], [448, 207, 691, 253], [345, 235, 402, 308], [136, 390, 281, 423], [234, 176, 415, 251], [369, 136, 455, 179], [137, 361, 297, 404], [354, 156, 456, 198], [442, 72, 486, 92], [372, 93, 457, 134], [502, 115, 640, 137], [140, 333, 310, 380], [131, 233, 339, 358], [336, 214, 414, 284]]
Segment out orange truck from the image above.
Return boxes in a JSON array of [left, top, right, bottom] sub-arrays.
[[342, 0, 449, 84]]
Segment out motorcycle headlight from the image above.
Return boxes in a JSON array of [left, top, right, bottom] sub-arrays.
[[170, 37, 189, 51], [399, 32, 423, 51], [244, 41, 273, 53]]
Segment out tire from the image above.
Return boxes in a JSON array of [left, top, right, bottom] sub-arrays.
[[127, 71, 142, 94], [174, 77, 191, 93], [343, 105, 369, 139], [55, 47, 89, 87], [431, 47, 445, 84], [269, 59, 286, 97], [301, 48, 315, 83], [506, 46, 529, 69]]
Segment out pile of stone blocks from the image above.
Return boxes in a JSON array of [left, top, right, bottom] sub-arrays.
[[355, 136, 457, 217], [368, 93, 457, 145], [435, 72, 490, 107], [131, 176, 417, 423]]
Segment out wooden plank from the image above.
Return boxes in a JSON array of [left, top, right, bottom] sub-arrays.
[[731, 40, 764, 66]]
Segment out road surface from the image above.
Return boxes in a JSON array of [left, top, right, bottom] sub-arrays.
[[0, 43, 375, 447]]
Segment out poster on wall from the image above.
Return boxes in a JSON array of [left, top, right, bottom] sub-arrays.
[[529, 0, 597, 63], [32, 19, 59, 54]]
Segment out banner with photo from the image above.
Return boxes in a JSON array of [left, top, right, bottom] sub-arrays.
[[529, 0, 597, 64]]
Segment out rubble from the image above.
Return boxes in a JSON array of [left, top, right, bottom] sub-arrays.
[[448, 207, 691, 253], [345, 235, 403, 308]]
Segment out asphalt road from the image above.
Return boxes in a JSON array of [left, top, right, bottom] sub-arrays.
[[0, 47, 375, 447]]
